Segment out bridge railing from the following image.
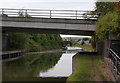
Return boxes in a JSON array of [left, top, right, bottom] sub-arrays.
[[108, 48, 120, 76], [0, 8, 99, 19]]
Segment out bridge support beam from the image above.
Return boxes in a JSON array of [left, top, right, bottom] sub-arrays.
[[96, 42, 103, 55]]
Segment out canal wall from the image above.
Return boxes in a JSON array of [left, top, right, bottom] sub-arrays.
[[98, 34, 120, 57], [2, 50, 25, 62]]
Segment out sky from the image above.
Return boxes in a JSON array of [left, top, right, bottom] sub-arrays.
[[60, 35, 91, 38], [0, 0, 96, 10], [0, 0, 97, 38]]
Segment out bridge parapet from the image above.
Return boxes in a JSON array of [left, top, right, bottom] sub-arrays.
[[0, 8, 98, 20]]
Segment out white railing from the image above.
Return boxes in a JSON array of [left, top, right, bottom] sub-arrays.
[[0, 8, 99, 19]]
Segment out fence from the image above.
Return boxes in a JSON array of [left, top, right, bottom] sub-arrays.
[[108, 49, 120, 76], [0, 8, 98, 19]]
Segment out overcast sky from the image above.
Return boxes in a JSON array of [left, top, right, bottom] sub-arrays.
[[0, 0, 96, 10], [0, 0, 97, 38]]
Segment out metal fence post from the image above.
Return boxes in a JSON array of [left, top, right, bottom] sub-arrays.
[[50, 10, 52, 18], [2, 9, 4, 15], [25, 9, 27, 17], [76, 10, 77, 19]]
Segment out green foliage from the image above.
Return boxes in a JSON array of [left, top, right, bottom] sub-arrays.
[[95, 2, 115, 16], [9, 32, 30, 50], [75, 44, 95, 52], [93, 2, 120, 43], [118, 13, 120, 37], [82, 38, 89, 41], [90, 35, 97, 48], [28, 39, 41, 52], [96, 12, 119, 40], [9, 32, 63, 51]]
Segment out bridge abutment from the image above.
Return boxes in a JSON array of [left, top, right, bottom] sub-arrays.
[[2, 32, 10, 51]]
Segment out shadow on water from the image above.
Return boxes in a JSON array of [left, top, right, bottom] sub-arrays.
[[2, 51, 63, 81]]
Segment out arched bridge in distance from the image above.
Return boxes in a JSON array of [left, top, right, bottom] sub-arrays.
[[0, 8, 98, 36]]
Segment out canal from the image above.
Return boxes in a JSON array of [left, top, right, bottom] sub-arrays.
[[2, 49, 78, 81]]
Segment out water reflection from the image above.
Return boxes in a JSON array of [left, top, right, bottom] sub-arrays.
[[2, 51, 62, 80], [40, 51, 77, 77], [39, 51, 76, 77], [2, 50, 77, 81]]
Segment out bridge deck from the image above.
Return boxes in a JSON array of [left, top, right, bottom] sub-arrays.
[[0, 8, 97, 36]]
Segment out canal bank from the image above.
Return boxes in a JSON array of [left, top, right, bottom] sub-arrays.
[[3, 47, 116, 82], [2, 50, 25, 62], [67, 52, 116, 82]]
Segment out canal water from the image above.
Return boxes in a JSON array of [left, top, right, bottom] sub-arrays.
[[2, 49, 78, 81]]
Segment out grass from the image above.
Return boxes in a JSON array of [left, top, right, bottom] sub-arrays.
[[66, 42, 95, 52], [67, 55, 93, 81], [74, 44, 95, 52], [67, 54, 101, 82], [94, 56, 101, 68]]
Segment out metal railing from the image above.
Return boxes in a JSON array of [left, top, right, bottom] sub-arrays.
[[108, 48, 120, 75], [0, 8, 99, 19]]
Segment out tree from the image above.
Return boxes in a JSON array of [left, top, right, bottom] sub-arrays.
[[9, 32, 30, 50], [94, 2, 120, 41], [95, 2, 115, 16], [96, 12, 120, 40], [113, 2, 120, 12], [9, 32, 64, 51], [82, 38, 89, 41]]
